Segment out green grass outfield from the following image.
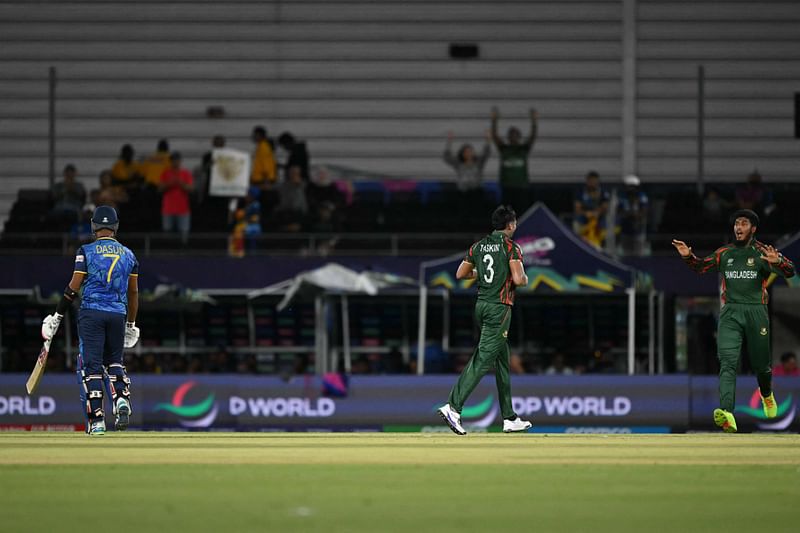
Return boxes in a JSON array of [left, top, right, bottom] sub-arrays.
[[1, 433, 798, 533]]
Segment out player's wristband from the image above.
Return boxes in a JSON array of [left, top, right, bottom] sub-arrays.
[[55, 287, 78, 315], [126, 321, 136, 328]]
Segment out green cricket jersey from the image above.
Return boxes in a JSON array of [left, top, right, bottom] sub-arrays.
[[464, 230, 523, 306], [497, 143, 533, 188], [683, 239, 795, 305]]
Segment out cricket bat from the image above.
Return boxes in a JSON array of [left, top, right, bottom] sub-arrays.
[[26, 338, 52, 395]]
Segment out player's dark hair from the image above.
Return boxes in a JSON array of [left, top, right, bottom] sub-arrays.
[[491, 205, 517, 230], [157, 139, 169, 152], [730, 209, 759, 227], [780, 352, 796, 364], [253, 126, 267, 138], [278, 132, 295, 149], [585, 170, 599, 180]]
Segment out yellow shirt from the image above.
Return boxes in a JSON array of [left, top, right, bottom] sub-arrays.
[[141, 150, 171, 186], [111, 160, 141, 183], [251, 140, 277, 184]]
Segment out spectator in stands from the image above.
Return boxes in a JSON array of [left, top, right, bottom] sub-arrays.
[[490, 107, 538, 214], [773, 351, 799, 377], [307, 166, 344, 211], [617, 174, 649, 256], [159, 151, 195, 242], [198, 134, 226, 203], [141, 139, 171, 189], [736, 170, 775, 220], [574, 171, 609, 249], [228, 207, 247, 258], [702, 186, 731, 231], [243, 186, 262, 249], [251, 126, 277, 188], [545, 353, 574, 375], [50, 163, 86, 223], [275, 165, 308, 232], [94, 169, 128, 207], [69, 205, 94, 244], [278, 131, 310, 182], [110, 144, 143, 187], [443, 130, 491, 195]]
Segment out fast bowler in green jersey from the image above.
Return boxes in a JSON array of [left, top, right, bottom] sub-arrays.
[[673, 209, 795, 432], [438, 205, 532, 435]]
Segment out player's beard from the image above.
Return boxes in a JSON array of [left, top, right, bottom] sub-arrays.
[[733, 229, 754, 247]]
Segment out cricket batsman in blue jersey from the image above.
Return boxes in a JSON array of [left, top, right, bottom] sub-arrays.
[[41, 206, 140, 435]]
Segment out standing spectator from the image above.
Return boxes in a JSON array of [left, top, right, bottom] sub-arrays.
[[574, 171, 610, 249], [444, 131, 491, 207], [251, 126, 277, 188], [702, 187, 732, 232], [490, 107, 538, 214], [736, 170, 775, 220], [617, 175, 649, 256], [278, 131, 310, 182], [773, 352, 799, 377], [275, 165, 308, 232], [141, 139, 171, 189], [159, 152, 195, 242], [50, 164, 86, 223], [110, 144, 142, 187], [198, 134, 226, 203]]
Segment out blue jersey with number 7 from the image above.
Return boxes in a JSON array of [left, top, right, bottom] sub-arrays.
[[74, 236, 139, 315]]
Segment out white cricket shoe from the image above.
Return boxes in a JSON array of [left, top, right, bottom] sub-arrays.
[[88, 420, 106, 436], [438, 403, 467, 436], [503, 417, 532, 433], [115, 397, 131, 431]]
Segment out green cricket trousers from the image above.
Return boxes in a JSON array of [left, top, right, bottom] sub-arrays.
[[717, 303, 772, 411], [448, 300, 515, 420]]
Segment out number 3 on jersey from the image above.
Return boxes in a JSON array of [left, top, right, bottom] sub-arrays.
[[482, 253, 495, 283], [102, 253, 120, 283]]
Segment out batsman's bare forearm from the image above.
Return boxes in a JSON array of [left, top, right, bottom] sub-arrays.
[[127, 276, 139, 322]]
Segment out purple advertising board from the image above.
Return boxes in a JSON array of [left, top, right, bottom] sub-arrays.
[[0, 374, 699, 432], [3, 374, 799, 432]]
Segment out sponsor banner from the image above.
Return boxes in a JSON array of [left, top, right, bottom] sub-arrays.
[[0, 375, 690, 431], [0, 424, 83, 432], [5, 374, 797, 432], [690, 376, 800, 432], [384, 426, 672, 434]]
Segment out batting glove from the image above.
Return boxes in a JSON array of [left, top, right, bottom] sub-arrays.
[[41, 313, 63, 340], [124, 322, 140, 348]]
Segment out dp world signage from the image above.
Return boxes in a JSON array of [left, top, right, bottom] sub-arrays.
[[1, 375, 692, 431], [6, 375, 797, 432]]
